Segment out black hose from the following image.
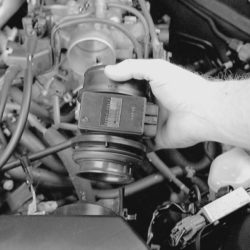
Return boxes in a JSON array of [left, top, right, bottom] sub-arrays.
[[179, 0, 232, 44], [7, 123, 66, 174], [169, 142, 217, 172], [1, 138, 73, 172], [0, 37, 37, 169], [0, 66, 21, 123], [7, 165, 72, 188], [95, 166, 184, 199], [10, 87, 50, 119]]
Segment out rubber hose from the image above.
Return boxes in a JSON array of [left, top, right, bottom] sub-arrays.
[[147, 152, 189, 194], [169, 142, 217, 172], [2, 139, 73, 172], [7, 165, 72, 188], [95, 166, 183, 199], [179, 0, 231, 44], [0, 37, 37, 169], [10, 87, 50, 119], [191, 176, 208, 193], [60, 109, 75, 123], [0, 66, 21, 123], [7, 124, 66, 174]]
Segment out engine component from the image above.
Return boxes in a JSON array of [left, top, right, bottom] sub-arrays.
[[67, 29, 116, 75], [1, 0, 250, 249], [170, 187, 250, 249], [73, 65, 158, 184], [170, 214, 206, 248], [208, 148, 250, 193]]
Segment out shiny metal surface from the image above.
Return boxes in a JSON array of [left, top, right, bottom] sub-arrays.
[[67, 30, 116, 75]]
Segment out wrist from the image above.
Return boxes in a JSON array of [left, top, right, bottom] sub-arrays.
[[188, 78, 222, 143]]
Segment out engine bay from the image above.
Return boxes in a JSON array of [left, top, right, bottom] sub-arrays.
[[0, 0, 250, 249]]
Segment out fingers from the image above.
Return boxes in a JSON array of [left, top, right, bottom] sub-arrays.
[[104, 59, 166, 82], [157, 113, 204, 148]]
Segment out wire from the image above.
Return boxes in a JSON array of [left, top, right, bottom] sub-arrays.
[[1, 138, 73, 172], [137, 0, 162, 58], [195, 223, 212, 250], [107, 2, 150, 58], [179, 0, 232, 44], [0, 66, 21, 123]]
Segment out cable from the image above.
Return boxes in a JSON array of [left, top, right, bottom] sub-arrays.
[[195, 224, 212, 250], [137, 0, 162, 58], [107, 2, 150, 58], [0, 66, 21, 123], [179, 0, 232, 44], [1, 138, 73, 172], [51, 17, 143, 64], [0, 39, 36, 169]]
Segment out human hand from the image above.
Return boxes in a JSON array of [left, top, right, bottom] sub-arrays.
[[105, 59, 214, 148]]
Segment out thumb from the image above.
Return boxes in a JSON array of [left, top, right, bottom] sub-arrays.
[[104, 59, 156, 81]]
